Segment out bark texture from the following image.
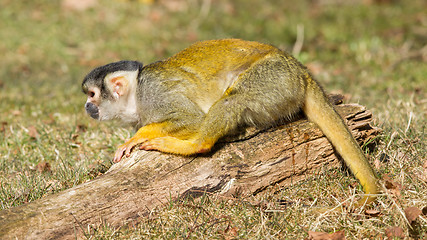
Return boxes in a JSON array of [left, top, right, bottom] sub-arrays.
[[0, 100, 381, 239]]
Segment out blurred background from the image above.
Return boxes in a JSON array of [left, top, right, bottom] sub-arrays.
[[1, 0, 425, 123]]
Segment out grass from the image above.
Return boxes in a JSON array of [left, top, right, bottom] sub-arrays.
[[0, 0, 426, 238]]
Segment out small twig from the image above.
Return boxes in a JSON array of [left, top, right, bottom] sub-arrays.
[[405, 111, 413, 134], [292, 24, 304, 56], [386, 131, 398, 149]]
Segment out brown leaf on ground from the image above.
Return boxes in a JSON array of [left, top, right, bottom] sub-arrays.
[[365, 209, 381, 217], [76, 124, 87, 133], [62, 0, 97, 11], [0, 122, 7, 132], [71, 133, 81, 144], [222, 226, 238, 240], [36, 162, 51, 173], [160, 0, 188, 12], [305, 62, 325, 76], [363, 0, 395, 5], [28, 125, 39, 139], [385, 226, 405, 239], [43, 114, 56, 125], [12, 110, 21, 116], [383, 174, 402, 197], [404, 206, 422, 224], [307, 230, 345, 240]]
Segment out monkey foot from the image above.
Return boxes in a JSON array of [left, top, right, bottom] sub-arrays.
[[139, 137, 213, 155], [113, 137, 148, 163], [139, 137, 185, 154]]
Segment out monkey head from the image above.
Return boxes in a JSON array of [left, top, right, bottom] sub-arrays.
[[82, 60, 143, 125]]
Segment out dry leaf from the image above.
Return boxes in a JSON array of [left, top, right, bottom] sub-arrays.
[[383, 174, 397, 189], [306, 62, 324, 75], [365, 209, 381, 217], [71, 133, 80, 142], [30, 9, 44, 21], [78, 58, 104, 68], [404, 207, 422, 224], [383, 174, 402, 197], [329, 231, 345, 240], [148, 10, 163, 22], [0, 122, 7, 132], [160, 0, 188, 12], [36, 162, 51, 173], [43, 114, 56, 125], [76, 124, 87, 133], [223, 226, 238, 240], [186, 31, 198, 42], [28, 125, 39, 139], [385, 226, 404, 239], [12, 110, 22, 116], [307, 230, 345, 240], [62, 0, 97, 11]]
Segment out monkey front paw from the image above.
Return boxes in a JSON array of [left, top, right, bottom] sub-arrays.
[[113, 137, 148, 163]]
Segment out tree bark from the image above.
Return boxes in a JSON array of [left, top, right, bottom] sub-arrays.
[[0, 99, 381, 240]]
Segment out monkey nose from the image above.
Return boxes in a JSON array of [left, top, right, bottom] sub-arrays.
[[85, 102, 99, 119]]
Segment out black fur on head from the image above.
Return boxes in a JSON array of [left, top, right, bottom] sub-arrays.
[[82, 60, 143, 99]]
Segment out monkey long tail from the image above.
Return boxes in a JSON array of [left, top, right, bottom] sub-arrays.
[[302, 78, 379, 207]]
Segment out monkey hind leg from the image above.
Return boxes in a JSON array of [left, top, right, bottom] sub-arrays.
[[225, 55, 306, 128]]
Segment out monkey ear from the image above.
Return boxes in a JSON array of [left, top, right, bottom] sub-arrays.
[[109, 76, 127, 98], [105, 70, 138, 98]]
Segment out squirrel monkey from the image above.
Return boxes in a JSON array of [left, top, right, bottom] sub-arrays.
[[82, 39, 378, 205]]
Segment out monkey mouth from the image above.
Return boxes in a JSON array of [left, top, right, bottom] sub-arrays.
[[85, 102, 99, 119]]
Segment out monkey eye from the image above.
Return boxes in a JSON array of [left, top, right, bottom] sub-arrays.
[[88, 90, 95, 98]]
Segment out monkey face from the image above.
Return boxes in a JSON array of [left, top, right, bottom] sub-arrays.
[[82, 85, 120, 121], [83, 86, 102, 120], [82, 61, 142, 125]]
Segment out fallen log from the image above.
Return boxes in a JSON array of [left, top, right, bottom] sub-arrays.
[[0, 98, 381, 239]]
